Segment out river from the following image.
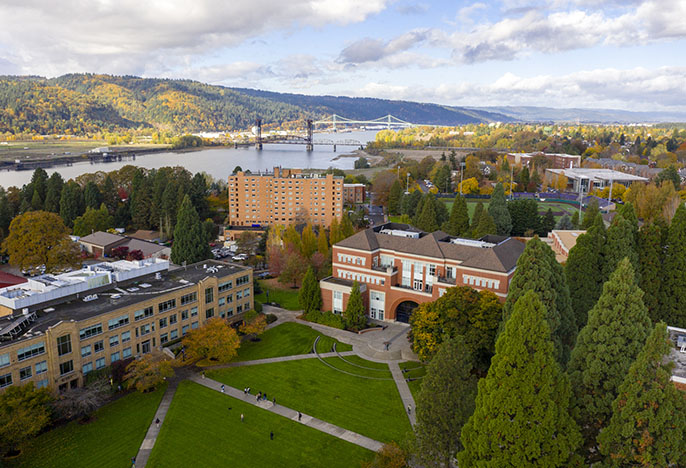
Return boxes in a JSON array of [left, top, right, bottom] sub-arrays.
[[0, 130, 379, 189]]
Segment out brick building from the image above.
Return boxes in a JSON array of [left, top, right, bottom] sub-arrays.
[[227, 167, 343, 228], [320, 223, 525, 323], [343, 183, 366, 204]]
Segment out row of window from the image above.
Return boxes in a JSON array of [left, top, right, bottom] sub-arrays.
[[337, 269, 384, 286]]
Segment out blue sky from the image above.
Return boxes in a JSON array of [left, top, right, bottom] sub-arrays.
[[0, 0, 684, 111]]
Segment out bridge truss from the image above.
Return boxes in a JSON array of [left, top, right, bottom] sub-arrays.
[[313, 114, 415, 131]]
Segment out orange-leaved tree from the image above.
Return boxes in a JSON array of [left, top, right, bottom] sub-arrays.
[[124, 351, 176, 393], [182, 317, 240, 364]]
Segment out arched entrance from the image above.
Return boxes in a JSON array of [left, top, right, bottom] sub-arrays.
[[395, 300, 419, 323]]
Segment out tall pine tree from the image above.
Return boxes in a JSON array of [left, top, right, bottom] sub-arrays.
[[660, 203, 686, 327], [565, 223, 606, 328], [343, 281, 366, 331], [597, 322, 686, 467], [444, 193, 469, 236], [568, 258, 652, 462], [638, 221, 665, 323], [415, 194, 439, 232], [487, 182, 512, 235], [470, 201, 484, 232], [603, 214, 639, 282], [581, 198, 601, 229], [298, 267, 322, 315], [458, 291, 581, 467], [388, 179, 403, 215], [170, 195, 211, 265]]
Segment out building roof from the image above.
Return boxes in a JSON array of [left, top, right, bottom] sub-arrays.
[[129, 230, 161, 242], [337, 223, 525, 273], [121, 238, 168, 257], [0, 271, 27, 289], [546, 168, 648, 182], [551, 230, 586, 255], [79, 231, 127, 248]]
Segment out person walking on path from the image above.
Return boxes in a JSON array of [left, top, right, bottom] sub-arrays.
[[407, 404, 412, 414], [298, 412, 302, 422], [221, 384, 225, 393], [131, 456, 136, 468], [272, 397, 276, 406], [202, 371, 205, 379], [270, 431, 274, 440], [155, 417, 160, 428], [241, 413, 244, 423]]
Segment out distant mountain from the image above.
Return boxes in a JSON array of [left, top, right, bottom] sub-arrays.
[[0, 74, 513, 135], [469, 106, 686, 124]]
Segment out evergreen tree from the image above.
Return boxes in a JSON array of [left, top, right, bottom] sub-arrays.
[[540, 208, 555, 236], [570, 210, 580, 229], [30, 168, 48, 202], [83, 181, 102, 210], [415, 194, 440, 232], [329, 217, 342, 245], [470, 201, 484, 234], [603, 214, 639, 282], [298, 267, 322, 315], [660, 204, 686, 327], [597, 322, 686, 467], [388, 179, 403, 215], [568, 258, 652, 462], [130, 170, 152, 229], [114, 202, 130, 229], [401, 190, 422, 218], [30, 189, 42, 211], [503, 237, 576, 364], [59, 181, 84, 227], [316, 228, 329, 257], [343, 281, 366, 331], [458, 291, 581, 468], [638, 222, 665, 323], [101, 175, 118, 214], [565, 224, 606, 328], [414, 335, 477, 467], [618, 201, 638, 245], [488, 182, 512, 235], [340, 213, 355, 239], [581, 199, 600, 229], [0, 189, 12, 238], [44, 172, 64, 213], [434, 197, 449, 227], [170, 195, 211, 265], [556, 214, 574, 230], [473, 211, 496, 238], [444, 193, 469, 236], [300, 224, 317, 258], [507, 198, 540, 236], [189, 172, 209, 220]]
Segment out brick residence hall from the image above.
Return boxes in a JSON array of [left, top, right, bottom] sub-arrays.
[[320, 223, 525, 323]]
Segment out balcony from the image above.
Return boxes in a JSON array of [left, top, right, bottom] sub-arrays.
[[436, 276, 456, 285], [393, 283, 433, 294], [371, 265, 397, 274]]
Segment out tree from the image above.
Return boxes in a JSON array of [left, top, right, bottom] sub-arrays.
[[59, 181, 84, 227], [171, 195, 211, 265], [565, 224, 606, 328], [183, 317, 240, 363], [343, 281, 366, 331], [130, 170, 152, 229], [2, 210, 81, 273], [488, 182, 512, 235], [638, 222, 665, 323], [655, 165, 680, 190], [124, 351, 176, 392], [567, 258, 652, 462], [597, 322, 686, 467], [298, 266, 322, 314], [316, 228, 329, 257], [503, 237, 576, 365], [101, 175, 118, 214], [570, 210, 580, 228], [83, 181, 102, 209], [414, 194, 439, 232], [458, 177, 479, 194], [414, 335, 477, 467], [0, 383, 53, 455], [329, 216, 342, 245], [278, 247, 307, 288], [410, 286, 501, 373], [602, 214, 639, 282], [581, 198, 600, 229], [340, 213, 355, 239], [388, 179, 403, 215], [362, 442, 408, 468], [444, 193, 469, 236], [473, 211, 496, 238], [239, 312, 267, 340], [189, 172, 209, 220], [507, 199, 540, 236], [53, 378, 109, 422], [72, 203, 114, 237], [660, 204, 686, 327], [556, 214, 574, 229], [400, 190, 422, 218], [458, 291, 581, 468], [470, 201, 484, 230], [300, 224, 317, 258], [540, 208, 555, 236], [44, 172, 65, 213]]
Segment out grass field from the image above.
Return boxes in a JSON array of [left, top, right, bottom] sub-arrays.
[[146, 381, 373, 468], [208, 357, 411, 442], [398, 362, 427, 400], [255, 280, 301, 310], [441, 199, 579, 223], [235, 322, 352, 362], [8, 386, 166, 468]]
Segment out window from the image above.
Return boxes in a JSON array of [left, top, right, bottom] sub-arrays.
[[226, 308, 234, 317], [94, 341, 104, 353], [225, 294, 233, 304], [81, 345, 92, 357], [181, 310, 189, 320], [159, 317, 168, 329], [135, 307, 154, 321], [169, 314, 177, 324], [243, 288, 251, 297], [0, 373, 12, 388], [236, 275, 250, 286], [108, 314, 129, 330], [429, 264, 436, 276], [141, 340, 151, 354], [111, 352, 120, 363], [36, 379, 48, 389], [79, 323, 103, 340], [237, 304, 243, 313], [182, 325, 189, 336], [59, 360, 74, 375], [121, 331, 131, 343], [35, 361, 47, 374], [190, 307, 198, 317], [218, 280, 233, 292], [122, 347, 132, 358], [218, 297, 225, 307], [17, 341, 46, 361], [57, 335, 72, 356], [95, 358, 105, 370], [170, 329, 179, 340], [139, 324, 151, 336], [160, 333, 168, 344], [180, 292, 197, 305], [82, 362, 93, 374], [0, 353, 9, 368], [205, 287, 214, 304], [333, 290, 343, 314], [205, 308, 214, 319], [158, 299, 176, 313], [19, 365, 32, 380], [236, 290, 243, 300], [191, 321, 199, 329], [109, 335, 119, 347]]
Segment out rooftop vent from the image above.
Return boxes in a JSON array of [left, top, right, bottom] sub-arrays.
[[82, 294, 98, 302], [450, 238, 495, 248], [379, 229, 420, 239]]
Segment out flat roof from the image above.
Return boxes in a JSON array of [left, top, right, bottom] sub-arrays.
[[547, 168, 648, 182]]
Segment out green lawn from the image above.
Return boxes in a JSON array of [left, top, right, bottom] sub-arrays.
[[235, 322, 352, 362], [398, 362, 427, 400], [441, 199, 580, 223], [8, 386, 166, 468], [146, 381, 373, 468], [255, 281, 301, 310], [208, 357, 411, 442]]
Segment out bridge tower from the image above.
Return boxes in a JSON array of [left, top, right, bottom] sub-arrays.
[[255, 118, 263, 150], [387, 114, 391, 130], [306, 119, 314, 152], [332, 114, 337, 132]]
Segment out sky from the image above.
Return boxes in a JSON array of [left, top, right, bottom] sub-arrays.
[[0, 0, 685, 111]]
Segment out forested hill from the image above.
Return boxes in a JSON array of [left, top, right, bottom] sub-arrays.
[[0, 74, 513, 135]]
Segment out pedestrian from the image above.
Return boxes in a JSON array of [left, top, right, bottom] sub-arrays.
[[155, 417, 160, 428], [256, 394, 261, 402], [407, 404, 411, 414], [247, 387, 250, 394], [131, 456, 136, 468], [270, 431, 274, 440], [243, 387, 247, 395], [221, 384, 225, 393], [298, 412, 302, 422], [240, 413, 244, 423], [202, 371, 205, 379], [228, 407, 232, 411], [264, 392, 268, 400], [272, 397, 276, 405]]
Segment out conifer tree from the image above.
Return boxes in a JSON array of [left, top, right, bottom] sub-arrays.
[[300, 224, 317, 258], [59, 181, 84, 227], [101, 175, 118, 214], [487, 182, 512, 235], [170, 195, 211, 265], [473, 211, 496, 238], [83, 181, 102, 210], [556, 214, 574, 230], [618, 201, 638, 245], [503, 237, 576, 364], [570, 210, 580, 228], [329, 217, 342, 245], [343, 281, 366, 331], [660, 204, 686, 327], [568, 258, 652, 462], [340, 213, 355, 239], [44, 172, 64, 213], [581, 198, 601, 229], [597, 322, 686, 467], [415, 195, 439, 232], [540, 208, 555, 236], [470, 201, 484, 231], [298, 267, 321, 314], [388, 179, 403, 215], [458, 291, 581, 468], [414, 335, 477, 467], [565, 223, 606, 328], [316, 228, 329, 257], [444, 193, 469, 236], [638, 221, 665, 323], [603, 214, 639, 282]]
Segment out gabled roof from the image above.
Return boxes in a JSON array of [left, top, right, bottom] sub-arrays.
[[79, 231, 127, 248]]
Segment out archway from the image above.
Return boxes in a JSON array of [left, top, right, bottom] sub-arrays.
[[395, 300, 419, 323]]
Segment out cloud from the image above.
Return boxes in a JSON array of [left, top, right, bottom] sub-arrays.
[[396, 2, 429, 15], [337, 30, 432, 65], [0, 0, 390, 76]]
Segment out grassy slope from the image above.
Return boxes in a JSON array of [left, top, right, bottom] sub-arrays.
[[398, 362, 427, 400], [209, 357, 411, 442], [255, 281, 301, 311], [146, 381, 373, 468], [8, 386, 166, 468]]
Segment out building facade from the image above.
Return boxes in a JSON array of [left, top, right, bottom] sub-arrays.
[[507, 152, 581, 169], [320, 223, 524, 323], [545, 168, 648, 193], [0, 259, 253, 392], [227, 167, 344, 227], [343, 184, 366, 204]]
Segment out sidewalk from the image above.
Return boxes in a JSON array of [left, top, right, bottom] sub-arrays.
[[205, 351, 356, 370], [134, 380, 179, 468], [389, 362, 416, 426]]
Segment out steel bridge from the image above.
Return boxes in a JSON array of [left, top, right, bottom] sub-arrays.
[[314, 114, 415, 131]]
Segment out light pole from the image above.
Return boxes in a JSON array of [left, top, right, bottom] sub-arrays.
[[406, 172, 410, 194], [459, 161, 465, 195]]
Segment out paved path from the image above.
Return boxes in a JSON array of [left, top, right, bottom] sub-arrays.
[[205, 351, 355, 369], [135, 379, 180, 468], [189, 374, 384, 452], [388, 362, 417, 426]]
